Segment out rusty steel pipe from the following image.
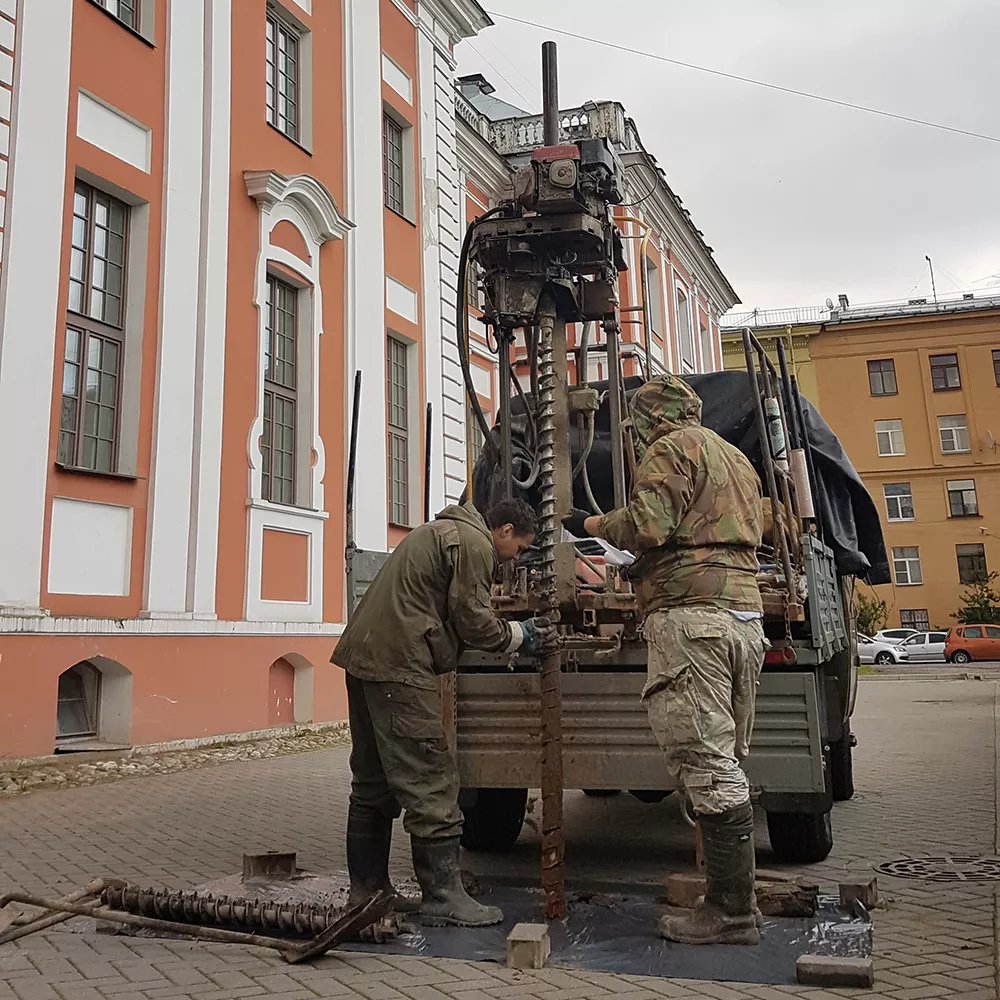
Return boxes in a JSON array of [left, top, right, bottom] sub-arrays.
[[541, 42, 559, 147]]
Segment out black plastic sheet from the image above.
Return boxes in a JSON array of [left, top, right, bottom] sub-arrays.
[[471, 371, 889, 585]]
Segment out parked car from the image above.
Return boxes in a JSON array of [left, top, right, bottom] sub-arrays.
[[873, 627, 922, 645], [898, 631, 949, 662], [946, 625, 1000, 663], [858, 633, 910, 665]]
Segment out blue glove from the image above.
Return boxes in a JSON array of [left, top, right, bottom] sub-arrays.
[[521, 617, 556, 656]]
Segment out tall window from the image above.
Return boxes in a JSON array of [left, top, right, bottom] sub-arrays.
[[883, 483, 913, 522], [900, 609, 930, 631], [469, 405, 486, 466], [929, 352, 960, 391], [387, 335, 409, 525], [938, 414, 970, 454], [956, 543, 988, 584], [947, 479, 978, 517], [875, 419, 905, 457], [993, 349, 1000, 387], [262, 276, 297, 505], [56, 662, 101, 741], [676, 286, 694, 371], [382, 114, 404, 215], [266, 10, 299, 141], [892, 546, 923, 586], [59, 181, 128, 473], [97, 0, 137, 30], [867, 359, 897, 396]]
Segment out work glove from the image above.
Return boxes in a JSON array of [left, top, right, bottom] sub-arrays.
[[521, 617, 558, 656], [562, 508, 593, 539]]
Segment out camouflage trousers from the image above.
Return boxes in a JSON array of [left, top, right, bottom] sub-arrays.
[[643, 606, 766, 816]]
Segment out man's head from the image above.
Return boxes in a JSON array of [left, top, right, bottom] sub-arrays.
[[485, 498, 537, 562], [630, 373, 703, 460]]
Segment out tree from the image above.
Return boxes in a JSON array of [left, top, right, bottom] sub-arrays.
[[953, 572, 1000, 625], [855, 590, 888, 637]]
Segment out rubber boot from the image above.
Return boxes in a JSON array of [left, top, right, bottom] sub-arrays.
[[346, 804, 419, 912], [411, 836, 503, 927], [659, 801, 760, 945]]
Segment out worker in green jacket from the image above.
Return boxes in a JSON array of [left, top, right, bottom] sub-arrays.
[[331, 498, 553, 927]]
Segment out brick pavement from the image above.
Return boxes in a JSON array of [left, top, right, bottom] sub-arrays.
[[1, 677, 997, 1000]]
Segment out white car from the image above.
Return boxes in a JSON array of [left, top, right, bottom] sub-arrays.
[[873, 627, 922, 645], [858, 633, 910, 665], [897, 630, 949, 662]]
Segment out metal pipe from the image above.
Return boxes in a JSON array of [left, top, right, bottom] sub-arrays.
[[541, 42, 559, 147], [1, 879, 111, 943], [605, 320, 627, 508], [424, 403, 433, 522], [345, 370, 362, 617], [791, 374, 825, 542]]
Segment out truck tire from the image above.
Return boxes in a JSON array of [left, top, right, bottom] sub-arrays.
[[765, 808, 834, 863], [829, 734, 855, 802], [460, 788, 527, 852]]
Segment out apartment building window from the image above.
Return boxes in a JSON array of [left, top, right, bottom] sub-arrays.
[[957, 543, 988, 584], [469, 405, 486, 466], [59, 182, 129, 473], [930, 352, 961, 391], [899, 609, 930, 631], [993, 349, 1000, 387], [262, 276, 298, 505], [883, 483, 914, 522], [266, 8, 299, 141], [938, 414, 970, 454], [867, 359, 897, 396], [875, 419, 905, 457], [467, 259, 484, 311], [676, 285, 694, 371], [387, 335, 410, 525], [947, 479, 978, 517], [96, 0, 137, 30], [892, 546, 923, 586], [382, 114, 404, 216]]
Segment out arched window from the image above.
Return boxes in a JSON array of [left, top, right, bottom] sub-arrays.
[[56, 661, 102, 741]]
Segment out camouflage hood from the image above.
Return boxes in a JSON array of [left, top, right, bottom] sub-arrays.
[[630, 374, 703, 461]]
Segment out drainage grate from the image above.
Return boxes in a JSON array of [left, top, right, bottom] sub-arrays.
[[876, 856, 1000, 882]]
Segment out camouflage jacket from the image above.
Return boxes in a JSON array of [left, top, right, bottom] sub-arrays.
[[596, 374, 763, 616], [331, 504, 518, 690]]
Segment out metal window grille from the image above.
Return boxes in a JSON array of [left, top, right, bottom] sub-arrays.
[[266, 11, 298, 141], [867, 358, 897, 396], [947, 479, 978, 517], [930, 352, 961, 391], [883, 482, 913, 521], [101, 0, 137, 30], [938, 414, 970, 454], [383, 115, 404, 215], [60, 182, 128, 473], [387, 336, 409, 525], [875, 419, 905, 457], [957, 543, 988, 584], [892, 546, 923, 586], [899, 609, 930, 630], [262, 276, 297, 505]]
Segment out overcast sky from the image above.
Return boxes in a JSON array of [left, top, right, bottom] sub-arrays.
[[456, 1, 1000, 312]]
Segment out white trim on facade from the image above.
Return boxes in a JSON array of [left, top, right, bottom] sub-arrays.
[[0, 616, 344, 636], [0, 0, 73, 615]]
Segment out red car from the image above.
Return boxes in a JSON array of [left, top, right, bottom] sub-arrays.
[[945, 625, 1000, 663]]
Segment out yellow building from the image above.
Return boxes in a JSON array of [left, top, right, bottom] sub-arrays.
[[727, 294, 1000, 630]]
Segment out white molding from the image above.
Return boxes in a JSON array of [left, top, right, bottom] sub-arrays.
[[244, 170, 354, 241], [388, 0, 417, 26], [0, 0, 73, 612], [381, 52, 412, 104], [0, 615, 344, 636], [456, 118, 511, 198], [76, 90, 151, 172]]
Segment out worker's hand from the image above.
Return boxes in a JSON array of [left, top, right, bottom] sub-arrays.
[[521, 617, 558, 656], [562, 508, 594, 538]]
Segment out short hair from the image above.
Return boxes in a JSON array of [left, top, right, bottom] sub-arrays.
[[484, 498, 537, 538]]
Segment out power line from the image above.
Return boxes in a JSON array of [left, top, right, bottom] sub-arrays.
[[485, 11, 1000, 145], [463, 39, 536, 110]]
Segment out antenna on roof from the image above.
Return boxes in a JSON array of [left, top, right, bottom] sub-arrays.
[[925, 255, 938, 304]]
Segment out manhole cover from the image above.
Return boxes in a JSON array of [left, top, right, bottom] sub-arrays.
[[876, 856, 1000, 881]]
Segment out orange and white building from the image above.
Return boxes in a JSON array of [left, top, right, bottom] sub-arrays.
[[0, 0, 737, 760]]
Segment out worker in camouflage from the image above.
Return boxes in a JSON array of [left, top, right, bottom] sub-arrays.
[[332, 498, 554, 929], [564, 373, 766, 947]]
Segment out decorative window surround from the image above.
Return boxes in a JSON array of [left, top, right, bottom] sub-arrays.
[[243, 170, 352, 622]]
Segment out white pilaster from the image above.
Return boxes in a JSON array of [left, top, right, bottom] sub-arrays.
[[0, 0, 73, 613], [143, 0, 206, 616], [343, 0, 387, 551], [186, 0, 231, 617]]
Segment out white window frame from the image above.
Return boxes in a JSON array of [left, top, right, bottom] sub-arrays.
[[875, 418, 905, 457], [382, 105, 415, 223], [883, 482, 914, 522], [892, 546, 923, 586], [946, 478, 978, 517], [265, 2, 313, 150], [675, 282, 695, 373], [938, 414, 970, 454]]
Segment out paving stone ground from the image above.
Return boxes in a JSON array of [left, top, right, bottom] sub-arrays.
[[1, 677, 997, 1000]]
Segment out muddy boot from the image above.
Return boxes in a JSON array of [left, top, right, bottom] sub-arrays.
[[411, 836, 503, 927], [347, 804, 419, 912], [659, 801, 760, 946]]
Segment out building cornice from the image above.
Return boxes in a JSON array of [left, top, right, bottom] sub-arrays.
[[244, 170, 354, 242], [457, 117, 513, 199], [419, 0, 492, 40]]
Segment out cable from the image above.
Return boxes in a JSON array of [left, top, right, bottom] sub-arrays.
[[485, 11, 1000, 145], [463, 40, 536, 111]]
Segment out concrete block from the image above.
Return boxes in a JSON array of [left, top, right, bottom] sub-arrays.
[[796, 954, 875, 988], [664, 872, 818, 916], [506, 922, 550, 970], [664, 872, 705, 908], [839, 877, 879, 910]]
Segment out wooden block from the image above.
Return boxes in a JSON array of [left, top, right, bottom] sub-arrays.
[[797, 954, 874, 988], [664, 873, 705, 908], [839, 877, 879, 910], [506, 922, 550, 970]]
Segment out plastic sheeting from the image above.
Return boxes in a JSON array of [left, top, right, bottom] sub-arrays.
[[471, 371, 889, 584]]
